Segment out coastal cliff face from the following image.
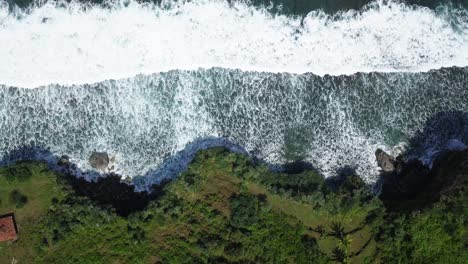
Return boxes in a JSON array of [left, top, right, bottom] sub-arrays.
[[0, 147, 467, 263], [378, 148, 468, 211]]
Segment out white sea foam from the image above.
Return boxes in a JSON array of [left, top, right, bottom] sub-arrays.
[[1, 67, 467, 188], [0, 0, 467, 88]]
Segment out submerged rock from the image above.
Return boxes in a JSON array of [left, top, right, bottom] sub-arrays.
[[89, 151, 109, 171]]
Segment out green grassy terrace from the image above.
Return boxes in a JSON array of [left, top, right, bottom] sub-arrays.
[[0, 148, 467, 263]]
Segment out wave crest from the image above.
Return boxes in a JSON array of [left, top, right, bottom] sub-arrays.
[[0, 0, 467, 88]]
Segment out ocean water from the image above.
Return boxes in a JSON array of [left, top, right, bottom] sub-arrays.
[[1, 0, 467, 188]]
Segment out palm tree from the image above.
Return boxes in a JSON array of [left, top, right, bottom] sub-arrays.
[[329, 221, 345, 241], [331, 246, 347, 263]]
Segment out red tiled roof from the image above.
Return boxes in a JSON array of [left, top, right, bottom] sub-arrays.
[[0, 213, 18, 242]]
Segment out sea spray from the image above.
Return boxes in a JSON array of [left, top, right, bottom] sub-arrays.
[[0, 0, 467, 88]]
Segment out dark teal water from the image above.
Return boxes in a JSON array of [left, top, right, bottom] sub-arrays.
[[0, 0, 467, 189]]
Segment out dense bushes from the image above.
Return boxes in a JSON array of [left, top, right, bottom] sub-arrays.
[[3, 162, 33, 184], [258, 170, 329, 198], [64, 173, 169, 216], [376, 187, 468, 263], [229, 194, 259, 228], [9, 189, 28, 208]]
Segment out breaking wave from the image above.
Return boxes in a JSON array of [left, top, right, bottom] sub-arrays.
[[0, 0, 467, 88]]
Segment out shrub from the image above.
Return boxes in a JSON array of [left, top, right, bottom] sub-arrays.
[[9, 189, 28, 208], [259, 171, 328, 198], [229, 194, 259, 229]]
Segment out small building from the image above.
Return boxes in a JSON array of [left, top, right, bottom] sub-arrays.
[[0, 213, 18, 242]]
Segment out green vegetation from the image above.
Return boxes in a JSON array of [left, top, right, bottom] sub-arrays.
[[9, 190, 28, 209], [0, 161, 65, 262], [0, 148, 466, 263], [376, 190, 468, 264]]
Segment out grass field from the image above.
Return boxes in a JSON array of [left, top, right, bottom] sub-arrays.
[[0, 161, 65, 263]]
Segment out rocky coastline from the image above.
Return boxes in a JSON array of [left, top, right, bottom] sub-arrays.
[[376, 142, 467, 211]]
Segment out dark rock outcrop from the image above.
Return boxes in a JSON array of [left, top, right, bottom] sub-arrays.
[[428, 149, 468, 198], [57, 155, 70, 167], [378, 148, 468, 211], [89, 151, 109, 171], [378, 158, 429, 206], [375, 149, 396, 173]]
